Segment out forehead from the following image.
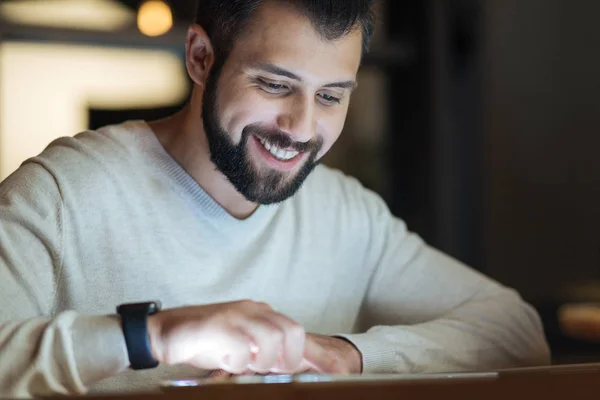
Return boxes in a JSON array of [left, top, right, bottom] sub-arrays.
[[225, 2, 363, 82]]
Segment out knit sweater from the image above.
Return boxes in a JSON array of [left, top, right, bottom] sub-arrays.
[[0, 120, 550, 397]]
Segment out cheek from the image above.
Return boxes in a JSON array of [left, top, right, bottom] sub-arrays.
[[315, 113, 347, 157], [218, 89, 281, 137]]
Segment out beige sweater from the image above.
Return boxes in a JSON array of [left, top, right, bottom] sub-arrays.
[[0, 121, 550, 398]]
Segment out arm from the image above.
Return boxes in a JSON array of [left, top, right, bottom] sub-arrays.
[[0, 162, 129, 398], [337, 183, 551, 373], [0, 159, 314, 397]]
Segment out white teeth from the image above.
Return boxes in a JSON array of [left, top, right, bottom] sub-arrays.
[[275, 148, 287, 159], [258, 137, 299, 161]]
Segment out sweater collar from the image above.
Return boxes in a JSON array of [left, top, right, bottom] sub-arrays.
[[132, 120, 280, 235]]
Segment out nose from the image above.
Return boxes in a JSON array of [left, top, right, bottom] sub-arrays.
[[276, 96, 315, 143]]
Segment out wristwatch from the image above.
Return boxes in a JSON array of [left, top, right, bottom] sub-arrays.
[[116, 301, 162, 370]]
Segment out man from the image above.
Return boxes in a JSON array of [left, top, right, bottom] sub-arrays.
[[0, 0, 550, 397]]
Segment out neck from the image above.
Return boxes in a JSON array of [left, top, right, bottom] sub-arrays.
[[148, 101, 259, 220]]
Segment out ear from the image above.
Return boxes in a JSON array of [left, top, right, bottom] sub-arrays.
[[185, 24, 215, 88]]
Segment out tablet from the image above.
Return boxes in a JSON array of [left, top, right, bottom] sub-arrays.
[[160, 371, 499, 389]]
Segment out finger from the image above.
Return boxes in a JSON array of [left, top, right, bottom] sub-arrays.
[[189, 327, 252, 374], [208, 370, 232, 380], [208, 369, 258, 381], [297, 357, 324, 373], [241, 316, 285, 373], [220, 328, 255, 374], [260, 312, 306, 372]]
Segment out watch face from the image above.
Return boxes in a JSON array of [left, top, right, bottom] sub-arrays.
[[117, 301, 162, 314], [148, 301, 162, 313]]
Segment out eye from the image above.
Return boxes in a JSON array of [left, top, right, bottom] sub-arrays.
[[258, 79, 288, 94], [318, 92, 341, 105]]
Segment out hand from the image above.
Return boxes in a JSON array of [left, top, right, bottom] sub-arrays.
[[146, 300, 306, 374], [301, 333, 363, 374], [208, 333, 362, 379]]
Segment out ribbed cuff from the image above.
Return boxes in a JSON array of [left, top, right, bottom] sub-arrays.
[[334, 333, 400, 374], [71, 314, 129, 387]]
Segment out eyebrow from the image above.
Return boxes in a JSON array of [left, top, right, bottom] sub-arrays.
[[252, 63, 357, 90], [323, 81, 358, 90]]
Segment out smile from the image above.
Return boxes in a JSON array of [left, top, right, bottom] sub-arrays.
[[257, 137, 300, 161]]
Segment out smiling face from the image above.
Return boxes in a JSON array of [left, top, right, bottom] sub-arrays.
[[201, 1, 363, 204]]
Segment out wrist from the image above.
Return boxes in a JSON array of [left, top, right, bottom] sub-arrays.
[[116, 301, 162, 370], [147, 313, 164, 364], [345, 344, 363, 374], [334, 336, 363, 373]]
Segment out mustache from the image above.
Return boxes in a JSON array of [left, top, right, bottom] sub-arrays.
[[243, 124, 322, 154]]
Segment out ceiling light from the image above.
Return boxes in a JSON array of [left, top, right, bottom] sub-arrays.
[[137, 0, 173, 37]]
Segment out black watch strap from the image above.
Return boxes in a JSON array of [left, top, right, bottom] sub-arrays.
[[116, 301, 162, 370]]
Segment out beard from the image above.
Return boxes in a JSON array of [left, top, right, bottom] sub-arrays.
[[201, 69, 323, 205]]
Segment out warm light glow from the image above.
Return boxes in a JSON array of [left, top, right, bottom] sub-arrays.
[[0, 0, 134, 31], [0, 42, 189, 179], [137, 0, 173, 37]]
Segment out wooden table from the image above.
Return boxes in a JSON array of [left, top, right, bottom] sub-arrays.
[[75, 370, 600, 400]]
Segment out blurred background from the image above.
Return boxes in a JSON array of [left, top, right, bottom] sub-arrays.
[[1, 0, 599, 364]]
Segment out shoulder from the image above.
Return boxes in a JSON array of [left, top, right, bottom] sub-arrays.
[[18, 120, 154, 186], [8, 120, 156, 204], [29, 120, 150, 170]]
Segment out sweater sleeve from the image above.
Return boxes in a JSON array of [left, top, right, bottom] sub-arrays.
[[0, 162, 129, 398], [335, 178, 551, 374]]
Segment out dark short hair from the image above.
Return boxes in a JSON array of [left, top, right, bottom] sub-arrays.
[[194, 0, 375, 62]]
